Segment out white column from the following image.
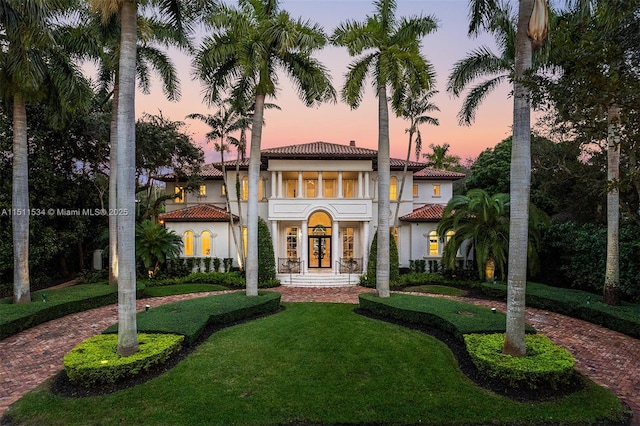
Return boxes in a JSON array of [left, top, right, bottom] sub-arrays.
[[277, 171, 283, 198], [364, 172, 370, 198], [332, 220, 339, 274], [337, 171, 343, 198], [357, 172, 363, 198], [271, 171, 276, 198], [297, 171, 303, 198], [317, 171, 323, 198], [362, 221, 370, 268], [301, 220, 308, 273]]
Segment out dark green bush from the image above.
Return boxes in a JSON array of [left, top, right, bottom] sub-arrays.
[[141, 272, 245, 288], [142, 284, 227, 297], [538, 221, 640, 301], [64, 333, 184, 387], [479, 281, 640, 339], [365, 231, 399, 288], [257, 217, 276, 284], [213, 257, 221, 272], [398, 272, 447, 287], [104, 291, 281, 345], [464, 333, 575, 391], [358, 293, 535, 340]]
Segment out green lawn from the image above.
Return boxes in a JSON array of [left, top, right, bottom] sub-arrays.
[[4, 303, 628, 426]]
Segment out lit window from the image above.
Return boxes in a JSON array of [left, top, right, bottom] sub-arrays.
[[429, 230, 438, 256], [286, 228, 298, 258], [221, 183, 227, 197], [413, 184, 418, 197], [305, 179, 317, 198], [199, 185, 207, 197], [201, 231, 211, 256], [285, 180, 297, 198], [390, 176, 398, 200], [323, 180, 336, 198], [242, 226, 247, 257], [433, 184, 441, 197], [446, 230, 455, 244], [241, 176, 264, 200], [343, 179, 356, 198], [342, 227, 355, 258], [184, 231, 194, 256], [390, 227, 398, 246], [174, 186, 184, 203]]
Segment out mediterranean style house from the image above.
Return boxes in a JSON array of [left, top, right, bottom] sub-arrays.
[[159, 141, 465, 286]]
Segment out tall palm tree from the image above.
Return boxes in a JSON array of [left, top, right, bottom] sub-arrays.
[[422, 143, 461, 170], [1, 0, 91, 304], [467, 0, 548, 356], [187, 105, 245, 268], [91, 0, 190, 356], [193, 0, 336, 296], [394, 90, 439, 227], [332, 0, 438, 297]]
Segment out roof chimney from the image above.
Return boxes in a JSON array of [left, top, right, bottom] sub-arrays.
[[349, 140, 356, 147]]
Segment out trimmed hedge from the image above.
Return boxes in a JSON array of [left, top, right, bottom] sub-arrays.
[[141, 272, 245, 288], [142, 284, 228, 297], [103, 291, 282, 345], [464, 333, 576, 391], [358, 293, 535, 340], [0, 284, 144, 340], [64, 333, 184, 387], [480, 281, 640, 339]]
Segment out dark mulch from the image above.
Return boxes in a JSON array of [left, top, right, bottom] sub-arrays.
[[51, 307, 285, 398], [353, 308, 586, 402]]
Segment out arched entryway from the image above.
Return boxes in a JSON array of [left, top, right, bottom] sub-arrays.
[[308, 211, 332, 269]]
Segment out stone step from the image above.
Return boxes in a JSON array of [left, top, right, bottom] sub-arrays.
[[277, 273, 361, 287]]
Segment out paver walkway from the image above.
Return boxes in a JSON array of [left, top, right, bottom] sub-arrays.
[[1, 286, 638, 426]]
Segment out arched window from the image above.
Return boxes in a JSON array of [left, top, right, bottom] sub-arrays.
[[428, 230, 438, 256], [201, 231, 211, 256], [184, 231, 195, 256], [390, 176, 398, 200]]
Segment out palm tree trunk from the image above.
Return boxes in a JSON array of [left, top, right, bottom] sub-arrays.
[[12, 92, 30, 304], [220, 141, 242, 270], [604, 104, 621, 305], [376, 84, 391, 298], [235, 130, 246, 269], [109, 81, 119, 286], [245, 94, 265, 296], [116, 0, 139, 356], [504, 0, 534, 357]]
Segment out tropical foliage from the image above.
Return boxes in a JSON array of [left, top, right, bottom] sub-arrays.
[[135, 220, 182, 277]]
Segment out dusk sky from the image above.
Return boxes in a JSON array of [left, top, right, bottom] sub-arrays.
[[134, 0, 518, 164]]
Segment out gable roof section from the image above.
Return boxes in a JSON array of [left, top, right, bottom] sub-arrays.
[[159, 204, 238, 222], [157, 164, 223, 181], [414, 167, 465, 180], [399, 204, 446, 222]]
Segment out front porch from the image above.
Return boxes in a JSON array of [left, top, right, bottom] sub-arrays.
[[277, 256, 363, 287]]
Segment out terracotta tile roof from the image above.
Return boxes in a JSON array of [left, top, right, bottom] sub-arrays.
[[262, 141, 378, 158], [159, 204, 238, 222], [399, 204, 446, 222], [157, 164, 223, 181], [414, 167, 466, 180]]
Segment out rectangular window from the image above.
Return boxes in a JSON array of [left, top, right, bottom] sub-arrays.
[[429, 231, 438, 256], [342, 227, 355, 259], [242, 226, 247, 257], [343, 179, 356, 198], [285, 180, 297, 198], [174, 186, 184, 203], [433, 184, 441, 197], [413, 184, 418, 197], [221, 183, 227, 197], [286, 227, 298, 258], [305, 179, 317, 198], [323, 180, 336, 198], [199, 185, 207, 197]]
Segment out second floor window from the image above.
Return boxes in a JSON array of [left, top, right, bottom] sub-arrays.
[[199, 185, 207, 197], [174, 186, 184, 203], [390, 176, 398, 201], [413, 184, 418, 197], [433, 184, 441, 197], [242, 176, 264, 200], [343, 179, 356, 198]]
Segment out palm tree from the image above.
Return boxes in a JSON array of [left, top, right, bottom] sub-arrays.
[[187, 105, 244, 268], [193, 0, 336, 296], [135, 220, 182, 277], [423, 143, 461, 170], [1, 0, 91, 304], [332, 0, 438, 298], [467, 0, 548, 356], [394, 90, 439, 227], [438, 189, 510, 281]]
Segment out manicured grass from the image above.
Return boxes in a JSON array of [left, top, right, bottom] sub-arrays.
[[142, 284, 228, 297], [5, 303, 628, 425], [405, 284, 469, 297]]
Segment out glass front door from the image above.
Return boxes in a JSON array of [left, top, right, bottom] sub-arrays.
[[309, 236, 331, 268]]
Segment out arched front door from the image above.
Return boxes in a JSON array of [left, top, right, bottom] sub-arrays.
[[308, 211, 331, 269]]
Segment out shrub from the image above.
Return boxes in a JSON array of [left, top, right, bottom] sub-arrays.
[[203, 257, 212, 273], [223, 258, 233, 273], [399, 272, 447, 287], [259, 278, 281, 288], [213, 257, 221, 272], [64, 333, 184, 387], [409, 259, 426, 273], [257, 217, 276, 284], [464, 333, 575, 391], [366, 231, 399, 287]]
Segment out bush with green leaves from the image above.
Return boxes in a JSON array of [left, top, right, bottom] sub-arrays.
[[257, 217, 277, 284], [398, 272, 447, 287], [538, 221, 640, 301], [364, 231, 399, 288], [64, 333, 184, 387], [135, 220, 182, 277], [464, 333, 575, 391]]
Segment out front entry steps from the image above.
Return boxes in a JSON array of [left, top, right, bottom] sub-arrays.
[[277, 273, 361, 287]]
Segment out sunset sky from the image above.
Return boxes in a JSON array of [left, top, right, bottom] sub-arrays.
[[134, 0, 517, 164]]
